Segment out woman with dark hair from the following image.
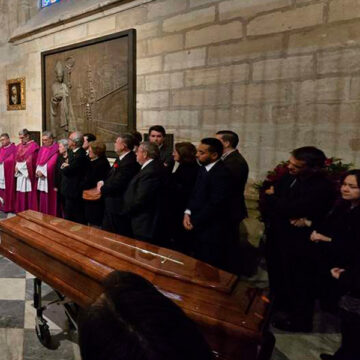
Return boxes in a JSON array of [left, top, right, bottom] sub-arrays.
[[82, 141, 110, 227], [310, 170, 360, 360], [168, 142, 199, 254]]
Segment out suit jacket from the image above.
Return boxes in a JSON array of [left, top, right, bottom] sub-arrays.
[[54, 154, 67, 193], [169, 161, 199, 218], [123, 160, 166, 241], [222, 150, 249, 222], [159, 143, 174, 170], [101, 151, 140, 214], [266, 172, 335, 253], [61, 148, 89, 199], [269, 172, 335, 225], [187, 161, 230, 242]]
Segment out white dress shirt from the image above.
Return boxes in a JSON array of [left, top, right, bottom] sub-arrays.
[[141, 159, 154, 170]]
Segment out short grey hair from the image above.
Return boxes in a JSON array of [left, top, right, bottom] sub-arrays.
[[70, 131, 84, 147], [58, 139, 69, 150], [18, 128, 30, 136], [42, 131, 54, 139], [140, 141, 160, 160]]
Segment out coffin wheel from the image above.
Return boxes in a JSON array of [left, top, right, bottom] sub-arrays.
[[35, 323, 51, 348]]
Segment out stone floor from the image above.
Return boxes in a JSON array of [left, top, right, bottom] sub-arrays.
[[0, 212, 342, 360], [238, 225, 342, 360], [250, 264, 341, 360]]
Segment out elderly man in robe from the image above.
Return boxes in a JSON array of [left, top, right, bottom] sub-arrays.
[[0, 133, 17, 212], [36, 131, 59, 216], [15, 129, 39, 213]]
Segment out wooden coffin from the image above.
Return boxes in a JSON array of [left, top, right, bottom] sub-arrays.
[[0, 210, 271, 360]]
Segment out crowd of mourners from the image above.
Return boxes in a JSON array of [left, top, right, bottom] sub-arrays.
[[0, 126, 359, 360], [0, 126, 248, 273]]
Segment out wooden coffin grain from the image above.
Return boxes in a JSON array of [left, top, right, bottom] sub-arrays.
[[0, 210, 271, 360]]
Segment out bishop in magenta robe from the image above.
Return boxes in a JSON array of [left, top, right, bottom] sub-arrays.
[[15, 130, 39, 213], [36, 133, 59, 216], [0, 135, 17, 212]]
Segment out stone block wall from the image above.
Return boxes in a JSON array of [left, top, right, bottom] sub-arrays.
[[1, 0, 360, 184]]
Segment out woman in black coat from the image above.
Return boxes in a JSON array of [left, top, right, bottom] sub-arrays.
[[54, 139, 69, 217], [82, 141, 110, 227], [311, 170, 360, 360], [168, 142, 199, 254]]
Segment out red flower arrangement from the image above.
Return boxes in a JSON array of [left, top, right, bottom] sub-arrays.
[[255, 157, 353, 222]]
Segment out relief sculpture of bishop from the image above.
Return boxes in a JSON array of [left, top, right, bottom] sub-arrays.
[[50, 60, 75, 138], [44, 35, 132, 153]]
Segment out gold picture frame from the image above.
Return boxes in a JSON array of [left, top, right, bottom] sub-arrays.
[[7, 77, 26, 111]]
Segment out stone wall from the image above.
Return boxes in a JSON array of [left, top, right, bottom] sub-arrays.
[[1, 0, 360, 184]]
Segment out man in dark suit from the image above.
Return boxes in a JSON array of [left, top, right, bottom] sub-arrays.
[[148, 125, 174, 170], [98, 134, 140, 235], [264, 146, 336, 332], [216, 130, 249, 274], [61, 131, 89, 224], [183, 138, 230, 269], [122, 141, 166, 243]]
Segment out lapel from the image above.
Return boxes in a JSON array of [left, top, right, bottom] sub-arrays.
[[68, 149, 74, 162], [133, 160, 154, 183], [119, 151, 135, 167]]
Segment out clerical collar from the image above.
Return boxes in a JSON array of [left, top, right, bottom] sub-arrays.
[[141, 159, 153, 170], [204, 159, 220, 172], [119, 151, 130, 161]]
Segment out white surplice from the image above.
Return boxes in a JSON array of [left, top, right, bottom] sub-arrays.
[[15, 161, 32, 192], [0, 163, 5, 190], [36, 164, 48, 193]]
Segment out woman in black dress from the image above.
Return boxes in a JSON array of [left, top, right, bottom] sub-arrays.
[[168, 142, 199, 254], [54, 139, 69, 217], [82, 141, 110, 227], [311, 170, 360, 360]]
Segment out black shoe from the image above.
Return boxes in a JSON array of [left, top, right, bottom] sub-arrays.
[[272, 318, 312, 333], [320, 354, 334, 360]]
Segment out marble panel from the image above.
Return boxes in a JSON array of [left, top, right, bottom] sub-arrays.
[[0, 300, 25, 328], [0, 329, 24, 360], [274, 333, 341, 360], [23, 329, 76, 360], [0, 258, 26, 278], [0, 279, 25, 300]]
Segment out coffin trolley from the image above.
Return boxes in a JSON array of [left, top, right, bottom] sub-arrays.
[[0, 210, 274, 359]]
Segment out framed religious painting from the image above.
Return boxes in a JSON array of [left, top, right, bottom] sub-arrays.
[[41, 29, 136, 157], [7, 78, 26, 111]]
